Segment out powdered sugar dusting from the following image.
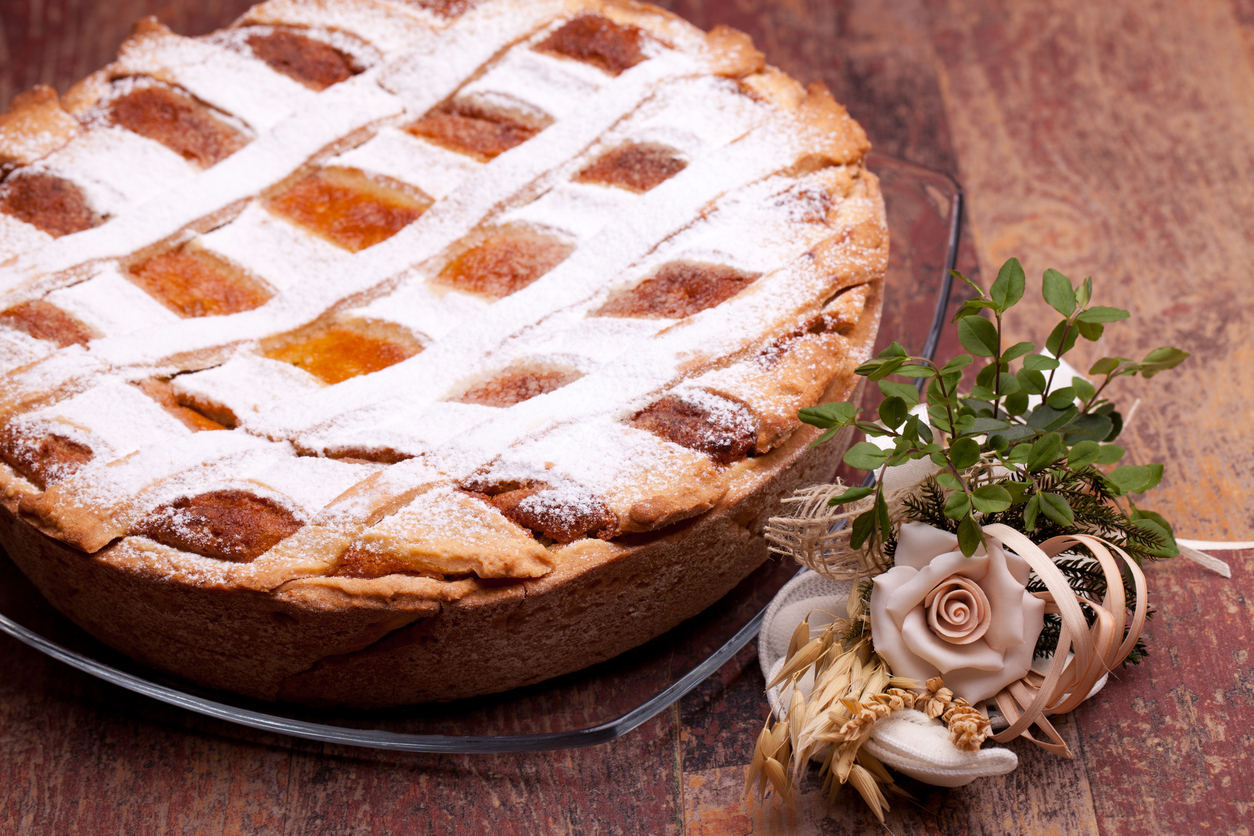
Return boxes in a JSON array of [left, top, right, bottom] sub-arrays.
[[33, 127, 197, 218], [611, 74, 769, 157], [44, 265, 180, 337], [11, 377, 191, 464], [666, 382, 758, 442], [507, 315, 668, 372], [0, 214, 52, 267], [240, 451, 382, 518], [34, 432, 280, 550], [256, 95, 798, 440], [312, 454, 447, 527], [497, 180, 637, 241], [471, 417, 720, 521], [239, 0, 454, 56], [0, 73, 403, 304], [296, 399, 497, 460], [459, 47, 609, 122], [0, 347, 106, 407], [329, 128, 483, 200], [0, 328, 53, 369], [346, 281, 489, 344], [378, 0, 584, 114], [196, 201, 349, 292], [617, 168, 851, 280], [113, 23, 319, 132], [172, 353, 324, 424]]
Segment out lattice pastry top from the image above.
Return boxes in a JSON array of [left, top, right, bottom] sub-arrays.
[[0, 0, 886, 611]]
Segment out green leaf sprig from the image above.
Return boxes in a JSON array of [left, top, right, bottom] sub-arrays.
[[799, 258, 1189, 558]]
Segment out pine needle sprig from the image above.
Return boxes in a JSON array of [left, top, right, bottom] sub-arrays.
[[899, 478, 957, 534]]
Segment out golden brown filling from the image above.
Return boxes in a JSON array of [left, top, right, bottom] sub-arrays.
[[534, 14, 648, 76], [576, 142, 686, 192], [135, 489, 304, 562], [170, 393, 239, 430], [107, 86, 247, 168], [246, 30, 359, 90], [593, 262, 760, 319], [0, 428, 93, 490], [483, 485, 617, 544], [317, 445, 413, 465], [406, 102, 543, 162], [133, 378, 229, 432], [331, 545, 440, 579], [631, 395, 756, 465], [265, 167, 430, 251], [452, 365, 582, 408], [0, 301, 93, 347], [265, 323, 419, 384], [0, 171, 99, 237], [434, 230, 573, 298], [128, 248, 273, 318]]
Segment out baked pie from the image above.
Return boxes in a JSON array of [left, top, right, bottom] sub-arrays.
[[0, 0, 886, 706]]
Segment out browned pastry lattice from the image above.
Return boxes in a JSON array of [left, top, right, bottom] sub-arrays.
[[0, 0, 886, 706]]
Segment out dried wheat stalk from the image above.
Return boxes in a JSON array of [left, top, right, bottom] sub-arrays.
[[747, 616, 993, 820]]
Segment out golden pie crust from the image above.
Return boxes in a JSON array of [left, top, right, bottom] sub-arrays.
[[0, 0, 886, 706]]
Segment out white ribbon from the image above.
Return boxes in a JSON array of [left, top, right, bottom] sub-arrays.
[[1176, 539, 1247, 578]]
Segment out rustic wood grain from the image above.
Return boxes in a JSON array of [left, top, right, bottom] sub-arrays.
[[276, 725, 684, 836], [3, 0, 1253, 833], [0, 640, 293, 835]]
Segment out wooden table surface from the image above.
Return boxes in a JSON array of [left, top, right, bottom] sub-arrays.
[[3, 1, 1252, 833]]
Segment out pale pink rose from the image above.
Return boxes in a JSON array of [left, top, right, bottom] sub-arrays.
[[869, 522, 1046, 704]]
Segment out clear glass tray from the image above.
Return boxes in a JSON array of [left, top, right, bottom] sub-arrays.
[[0, 153, 962, 753]]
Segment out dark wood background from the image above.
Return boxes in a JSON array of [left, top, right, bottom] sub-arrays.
[[3, 1, 1252, 833]]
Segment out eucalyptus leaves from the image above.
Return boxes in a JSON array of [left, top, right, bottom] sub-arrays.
[[799, 258, 1188, 558]]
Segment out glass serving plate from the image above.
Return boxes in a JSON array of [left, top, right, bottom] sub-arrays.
[[0, 153, 962, 753]]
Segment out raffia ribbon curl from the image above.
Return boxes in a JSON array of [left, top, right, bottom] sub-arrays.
[[981, 524, 1146, 756]]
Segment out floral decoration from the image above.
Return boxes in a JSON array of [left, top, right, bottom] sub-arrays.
[[869, 521, 1045, 704], [746, 260, 1204, 821]]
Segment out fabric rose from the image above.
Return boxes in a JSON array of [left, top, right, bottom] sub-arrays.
[[869, 522, 1046, 704]]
